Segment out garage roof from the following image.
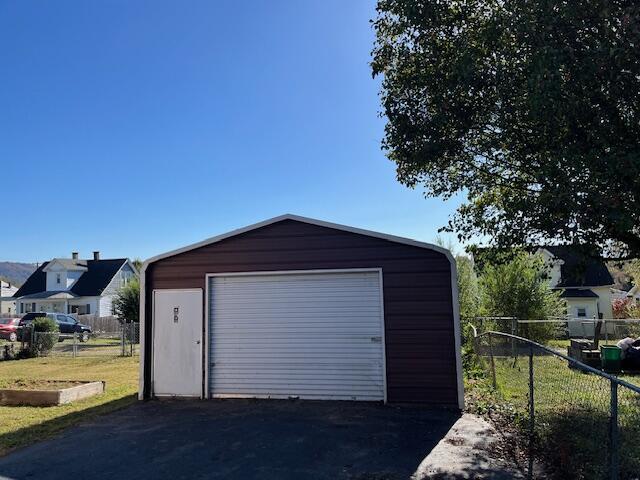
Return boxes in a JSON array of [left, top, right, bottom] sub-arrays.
[[143, 214, 454, 269]]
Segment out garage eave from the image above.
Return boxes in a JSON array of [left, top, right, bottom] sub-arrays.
[[140, 214, 455, 269]]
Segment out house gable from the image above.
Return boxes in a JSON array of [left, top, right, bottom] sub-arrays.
[[538, 246, 614, 288], [14, 259, 130, 299]]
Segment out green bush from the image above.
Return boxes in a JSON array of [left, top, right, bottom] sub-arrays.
[[479, 253, 566, 343], [27, 317, 59, 357], [113, 278, 140, 323]]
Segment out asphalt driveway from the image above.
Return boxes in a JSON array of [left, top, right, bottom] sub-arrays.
[[0, 399, 459, 480]]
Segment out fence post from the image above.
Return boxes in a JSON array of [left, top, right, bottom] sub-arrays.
[[528, 344, 535, 480], [511, 318, 517, 359], [609, 381, 619, 480], [72, 332, 77, 358], [488, 332, 497, 389], [121, 325, 126, 357]]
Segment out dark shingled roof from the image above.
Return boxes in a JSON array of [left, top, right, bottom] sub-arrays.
[[13, 262, 48, 299], [558, 288, 599, 298], [543, 246, 614, 287], [13, 259, 128, 298]]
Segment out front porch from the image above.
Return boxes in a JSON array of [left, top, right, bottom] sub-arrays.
[[16, 292, 94, 315]]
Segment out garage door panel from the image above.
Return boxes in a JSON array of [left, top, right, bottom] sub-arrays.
[[209, 271, 385, 401], [210, 327, 382, 335]]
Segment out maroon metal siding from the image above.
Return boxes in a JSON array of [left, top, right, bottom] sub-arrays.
[[144, 219, 458, 406]]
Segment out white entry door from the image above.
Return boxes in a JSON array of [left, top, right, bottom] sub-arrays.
[[153, 289, 203, 397]]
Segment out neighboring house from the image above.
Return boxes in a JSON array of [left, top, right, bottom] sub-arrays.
[[611, 288, 631, 302], [625, 285, 640, 304], [0, 280, 18, 314], [13, 252, 137, 317], [537, 246, 614, 336]]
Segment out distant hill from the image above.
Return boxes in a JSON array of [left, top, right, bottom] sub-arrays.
[[0, 262, 37, 287]]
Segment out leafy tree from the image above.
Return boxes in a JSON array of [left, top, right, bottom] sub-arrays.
[[625, 259, 640, 285], [479, 253, 565, 341], [131, 258, 143, 272], [457, 255, 481, 320], [113, 278, 140, 323], [372, 0, 640, 258]]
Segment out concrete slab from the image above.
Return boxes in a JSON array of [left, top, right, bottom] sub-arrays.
[[413, 414, 525, 479]]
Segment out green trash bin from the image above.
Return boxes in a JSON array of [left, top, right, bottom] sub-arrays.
[[601, 346, 622, 373]]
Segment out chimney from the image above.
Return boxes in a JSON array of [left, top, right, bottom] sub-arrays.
[[93, 251, 100, 261], [72, 252, 79, 260]]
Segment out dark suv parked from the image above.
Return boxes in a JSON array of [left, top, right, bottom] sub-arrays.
[[17, 313, 92, 342]]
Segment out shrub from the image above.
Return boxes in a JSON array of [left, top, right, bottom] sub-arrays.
[[1, 344, 16, 361], [26, 317, 59, 357]]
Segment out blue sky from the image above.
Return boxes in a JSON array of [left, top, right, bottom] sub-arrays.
[[0, 0, 463, 263]]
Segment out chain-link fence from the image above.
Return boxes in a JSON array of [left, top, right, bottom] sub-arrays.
[[473, 329, 640, 480], [1, 323, 139, 359], [473, 316, 640, 347]]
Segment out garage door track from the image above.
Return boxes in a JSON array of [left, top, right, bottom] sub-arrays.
[[0, 399, 459, 480]]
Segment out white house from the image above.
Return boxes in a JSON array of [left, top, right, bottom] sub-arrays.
[[537, 246, 614, 336], [611, 288, 630, 302], [0, 280, 18, 314], [625, 285, 640, 304], [13, 252, 137, 316]]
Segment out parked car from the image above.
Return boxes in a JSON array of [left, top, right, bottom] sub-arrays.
[[17, 312, 92, 342], [0, 317, 21, 342]]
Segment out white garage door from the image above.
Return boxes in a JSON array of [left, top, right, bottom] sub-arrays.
[[208, 270, 385, 401]]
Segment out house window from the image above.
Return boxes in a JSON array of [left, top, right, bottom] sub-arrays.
[[577, 307, 587, 318], [86, 304, 91, 315], [56, 273, 61, 285]]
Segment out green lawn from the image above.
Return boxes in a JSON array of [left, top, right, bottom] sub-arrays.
[[0, 356, 139, 455], [541, 339, 640, 388], [489, 354, 640, 479]]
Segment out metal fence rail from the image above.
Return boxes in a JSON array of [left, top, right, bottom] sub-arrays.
[[472, 329, 640, 480], [1, 323, 139, 359], [473, 316, 640, 344]]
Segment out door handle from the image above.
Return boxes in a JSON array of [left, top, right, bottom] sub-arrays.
[[195, 340, 201, 345]]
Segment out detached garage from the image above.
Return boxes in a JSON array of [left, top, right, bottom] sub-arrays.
[[139, 215, 463, 408]]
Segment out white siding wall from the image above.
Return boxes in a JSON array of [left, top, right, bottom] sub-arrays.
[[46, 264, 67, 291], [538, 249, 563, 287], [99, 263, 135, 318], [592, 286, 613, 319], [0, 282, 17, 314], [68, 298, 99, 315], [99, 295, 114, 316]]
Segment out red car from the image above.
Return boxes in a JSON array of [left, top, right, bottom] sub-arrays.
[[0, 318, 20, 342]]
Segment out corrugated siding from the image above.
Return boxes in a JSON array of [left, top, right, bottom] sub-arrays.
[[209, 271, 384, 401], [145, 219, 458, 405]]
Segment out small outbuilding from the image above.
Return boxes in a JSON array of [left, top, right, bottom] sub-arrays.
[[139, 215, 463, 408]]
